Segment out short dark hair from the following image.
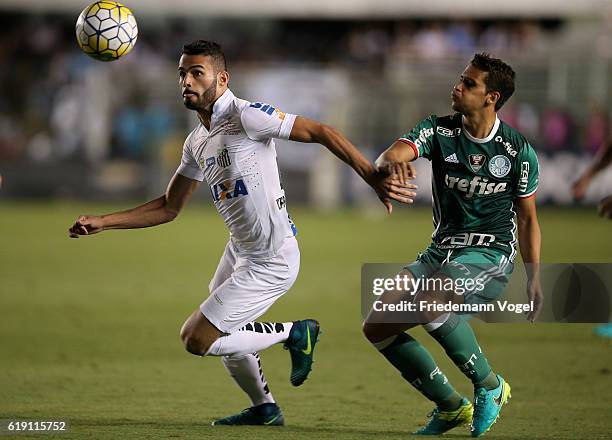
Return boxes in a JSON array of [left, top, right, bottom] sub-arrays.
[[470, 53, 515, 111], [182, 40, 227, 73]]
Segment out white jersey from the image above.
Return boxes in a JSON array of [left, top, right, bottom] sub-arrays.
[[177, 89, 297, 259]]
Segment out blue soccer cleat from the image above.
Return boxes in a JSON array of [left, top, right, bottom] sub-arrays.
[[211, 402, 284, 426], [414, 397, 474, 435], [594, 323, 612, 339], [283, 319, 321, 386], [471, 374, 511, 437]]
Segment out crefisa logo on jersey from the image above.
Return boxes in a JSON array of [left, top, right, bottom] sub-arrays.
[[488, 155, 511, 178], [469, 154, 486, 172]]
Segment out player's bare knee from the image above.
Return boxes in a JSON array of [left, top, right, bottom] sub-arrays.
[[181, 332, 209, 356]]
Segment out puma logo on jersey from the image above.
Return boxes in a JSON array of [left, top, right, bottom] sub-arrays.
[[445, 174, 507, 198], [210, 178, 249, 201]]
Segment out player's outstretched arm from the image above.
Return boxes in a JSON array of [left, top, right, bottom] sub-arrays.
[[515, 195, 543, 322], [68, 173, 199, 238], [289, 116, 417, 212]]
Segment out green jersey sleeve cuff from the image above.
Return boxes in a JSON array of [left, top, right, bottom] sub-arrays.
[[516, 187, 538, 198], [397, 138, 420, 158]]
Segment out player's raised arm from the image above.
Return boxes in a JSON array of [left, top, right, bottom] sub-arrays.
[[288, 116, 417, 211], [515, 195, 542, 322], [68, 173, 199, 238]]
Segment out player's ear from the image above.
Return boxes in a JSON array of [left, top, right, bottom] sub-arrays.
[[218, 70, 230, 87], [487, 91, 501, 108]]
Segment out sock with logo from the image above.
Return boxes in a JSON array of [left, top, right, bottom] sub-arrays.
[[374, 332, 464, 411], [222, 352, 276, 406], [206, 322, 293, 357], [427, 313, 500, 390]]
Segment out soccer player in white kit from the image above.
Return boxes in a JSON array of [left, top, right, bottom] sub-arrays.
[[68, 40, 416, 426]]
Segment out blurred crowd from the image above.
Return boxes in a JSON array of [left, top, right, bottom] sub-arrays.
[[0, 12, 610, 169]]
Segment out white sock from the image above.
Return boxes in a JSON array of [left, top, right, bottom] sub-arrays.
[[222, 352, 275, 406], [206, 322, 293, 357]]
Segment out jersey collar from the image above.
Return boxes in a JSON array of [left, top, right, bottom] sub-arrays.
[[212, 88, 235, 119], [462, 115, 500, 144]]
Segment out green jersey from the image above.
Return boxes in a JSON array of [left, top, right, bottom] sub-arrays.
[[399, 113, 539, 260]]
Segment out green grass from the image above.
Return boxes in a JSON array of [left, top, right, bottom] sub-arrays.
[[1, 202, 611, 439]]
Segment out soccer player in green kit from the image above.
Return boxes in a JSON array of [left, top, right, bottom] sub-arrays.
[[363, 53, 543, 437]]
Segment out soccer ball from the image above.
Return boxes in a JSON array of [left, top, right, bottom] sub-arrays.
[[75, 1, 138, 62]]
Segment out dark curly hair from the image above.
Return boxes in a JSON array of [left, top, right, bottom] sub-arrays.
[[182, 40, 227, 73], [470, 53, 515, 111]]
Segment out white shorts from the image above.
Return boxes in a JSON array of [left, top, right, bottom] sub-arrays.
[[200, 236, 300, 334]]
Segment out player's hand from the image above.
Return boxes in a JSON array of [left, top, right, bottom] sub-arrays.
[[571, 175, 591, 201], [526, 277, 543, 322], [377, 161, 417, 184], [368, 170, 418, 213], [68, 215, 105, 238], [597, 195, 612, 219]]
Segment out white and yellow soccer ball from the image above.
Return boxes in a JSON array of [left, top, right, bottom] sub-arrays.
[[75, 1, 138, 61]]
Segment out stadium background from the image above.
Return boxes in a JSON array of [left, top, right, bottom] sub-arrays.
[[1, 1, 610, 439]]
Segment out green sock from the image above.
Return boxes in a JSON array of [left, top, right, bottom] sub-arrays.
[[378, 332, 464, 411], [428, 314, 500, 390]]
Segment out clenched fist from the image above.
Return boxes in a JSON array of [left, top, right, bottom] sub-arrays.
[[68, 215, 105, 238]]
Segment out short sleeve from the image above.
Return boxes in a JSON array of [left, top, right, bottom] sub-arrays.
[[241, 102, 297, 141], [397, 116, 437, 160], [515, 142, 539, 198], [176, 134, 204, 181]]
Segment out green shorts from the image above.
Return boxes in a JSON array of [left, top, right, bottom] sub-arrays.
[[404, 244, 514, 307]]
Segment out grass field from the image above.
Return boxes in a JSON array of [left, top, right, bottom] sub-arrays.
[[1, 202, 611, 439]]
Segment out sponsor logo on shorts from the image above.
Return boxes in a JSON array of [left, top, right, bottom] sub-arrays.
[[276, 195, 286, 210], [440, 232, 497, 247]]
